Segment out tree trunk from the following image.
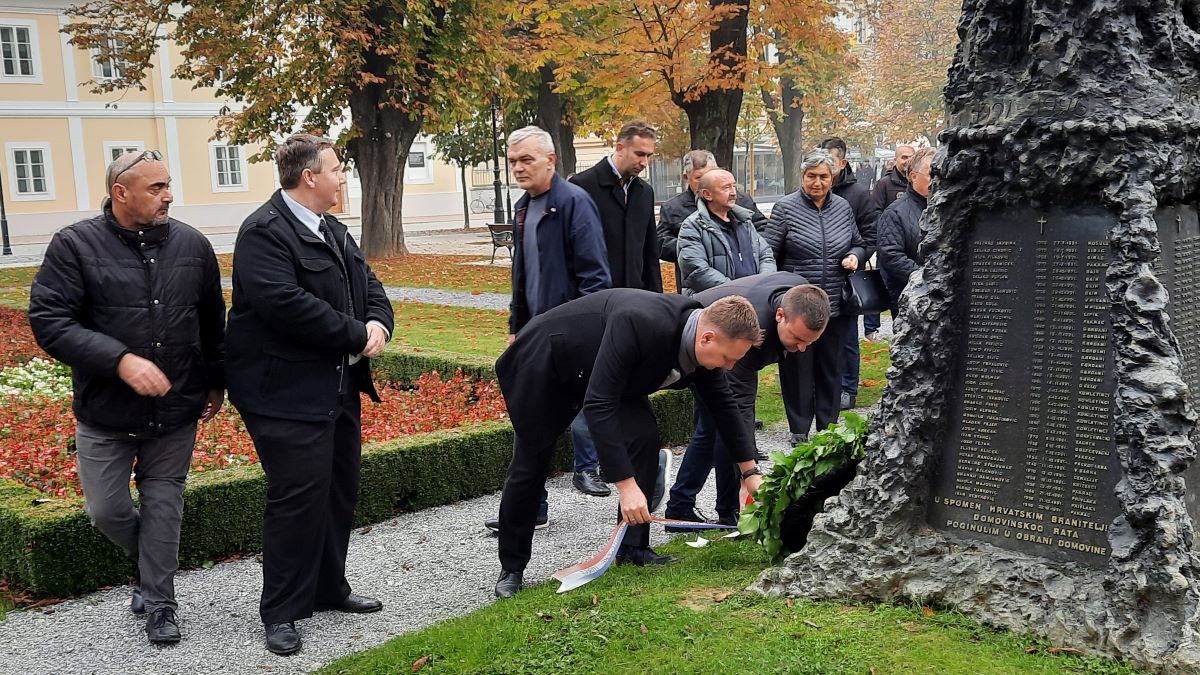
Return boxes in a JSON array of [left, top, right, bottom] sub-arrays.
[[674, 0, 749, 169], [537, 63, 577, 176], [764, 75, 804, 194], [346, 88, 423, 258], [460, 163, 470, 229]]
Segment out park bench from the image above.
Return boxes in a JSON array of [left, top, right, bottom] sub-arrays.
[[488, 222, 514, 264]]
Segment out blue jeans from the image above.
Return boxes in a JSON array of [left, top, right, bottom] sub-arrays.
[[863, 312, 881, 333], [571, 412, 598, 473], [841, 316, 861, 395], [664, 392, 741, 519]]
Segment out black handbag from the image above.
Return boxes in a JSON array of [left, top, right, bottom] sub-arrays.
[[841, 269, 890, 315]]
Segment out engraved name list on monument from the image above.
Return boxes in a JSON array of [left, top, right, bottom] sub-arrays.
[[928, 210, 1121, 567]]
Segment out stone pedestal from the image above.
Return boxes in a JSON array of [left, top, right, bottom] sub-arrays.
[[754, 3, 1200, 671]]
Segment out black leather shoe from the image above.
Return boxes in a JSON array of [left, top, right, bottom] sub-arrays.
[[484, 512, 549, 532], [790, 433, 808, 446], [130, 586, 145, 615], [663, 507, 709, 533], [716, 512, 739, 527], [573, 470, 611, 497], [840, 392, 857, 410], [754, 418, 764, 430], [495, 570, 524, 598], [317, 593, 382, 613], [616, 546, 677, 566], [145, 607, 181, 644], [265, 622, 301, 655]]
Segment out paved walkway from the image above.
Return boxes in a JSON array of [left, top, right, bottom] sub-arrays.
[[0, 427, 801, 675]]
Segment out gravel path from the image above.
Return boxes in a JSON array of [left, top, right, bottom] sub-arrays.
[[0, 427, 798, 675]]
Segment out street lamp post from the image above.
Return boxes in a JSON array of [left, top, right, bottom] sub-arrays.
[[0, 169, 12, 255], [489, 96, 505, 227]]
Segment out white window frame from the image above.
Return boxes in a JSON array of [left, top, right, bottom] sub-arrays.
[[90, 36, 127, 81], [209, 142, 248, 193], [5, 142, 55, 202], [403, 140, 434, 185], [102, 141, 145, 172], [0, 19, 43, 84]]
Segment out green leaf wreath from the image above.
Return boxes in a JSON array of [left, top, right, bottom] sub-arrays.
[[739, 412, 869, 559]]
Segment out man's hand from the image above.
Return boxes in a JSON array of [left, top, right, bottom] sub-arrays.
[[507, 333, 516, 346], [117, 353, 171, 397], [841, 254, 859, 271], [362, 323, 388, 358], [614, 477, 651, 525], [742, 473, 764, 497], [200, 388, 224, 422]]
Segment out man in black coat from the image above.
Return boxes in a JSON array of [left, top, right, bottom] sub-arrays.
[[225, 135, 394, 656], [818, 137, 881, 411], [657, 149, 767, 292], [872, 143, 916, 210], [570, 120, 663, 292], [29, 151, 224, 645], [665, 273, 830, 527], [878, 148, 934, 308], [493, 290, 767, 598]]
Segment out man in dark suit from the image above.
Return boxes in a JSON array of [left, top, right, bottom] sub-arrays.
[[665, 273, 830, 528], [226, 134, 395, 656], [493, 290, 767, 598], [570, 120, 663, 292]]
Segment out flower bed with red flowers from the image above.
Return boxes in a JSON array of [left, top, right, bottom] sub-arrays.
[[0, 303, 694, 597]]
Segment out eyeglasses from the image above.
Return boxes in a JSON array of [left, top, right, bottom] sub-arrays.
[[112, 150, 163, 182]]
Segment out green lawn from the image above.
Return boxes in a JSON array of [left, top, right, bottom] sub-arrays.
[[388, 301, 509, 357], [0, 266, 37, 288], [754, 337, 891, 429], [321, 539, 1133, 675]]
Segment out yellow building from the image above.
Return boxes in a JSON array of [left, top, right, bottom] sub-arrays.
[[0, 0, 276, 245]]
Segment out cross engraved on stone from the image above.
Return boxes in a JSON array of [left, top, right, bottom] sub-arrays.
[[1037, 216, 1047, 236]]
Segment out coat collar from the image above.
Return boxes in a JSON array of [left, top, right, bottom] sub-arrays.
[[269, 189, 329, 246], [514, 173, 571, 215]]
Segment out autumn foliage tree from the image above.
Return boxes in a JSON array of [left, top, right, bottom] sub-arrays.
[[859, 0, 961, 144], [64, 0, 510, 257]]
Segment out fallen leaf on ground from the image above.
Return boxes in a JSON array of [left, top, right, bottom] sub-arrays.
[[639, 624, 648, 635], [922, 606, 935, 617], [591, 594, 599, 606], [1048, 646, 1085, 656], [411, 655, 430, 672], [785, 598, 794, 608], [712, 591, 732, 602], [537, 612, 553, 622], [360, 526, 372, 535], [900, 622, 919, 632], [1026, 646, 1040, 654], [803, 620, 821, 629]]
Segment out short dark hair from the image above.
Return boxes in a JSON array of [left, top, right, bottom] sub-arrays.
[[275, 133, 338, 190], [616, 120, 657, 145], [819, 137, 848, 160], [780, 284, 831, 331]]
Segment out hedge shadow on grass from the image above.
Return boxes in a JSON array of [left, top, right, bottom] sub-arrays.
[[0, 348, 694, 597]]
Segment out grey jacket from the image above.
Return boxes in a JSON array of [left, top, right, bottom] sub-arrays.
[[677, 200, 776, 296]]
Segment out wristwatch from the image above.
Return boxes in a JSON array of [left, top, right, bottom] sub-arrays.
[[741, 466, 762, 479]]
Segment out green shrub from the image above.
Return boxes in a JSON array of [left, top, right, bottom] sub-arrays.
[[739, 412, 868, 559], [0, 348, 694, 597]]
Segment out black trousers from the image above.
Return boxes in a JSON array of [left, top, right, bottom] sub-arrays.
[[779, 313, 850, 437], [241, 394, 362, 625], [498, 395, 660, 574]]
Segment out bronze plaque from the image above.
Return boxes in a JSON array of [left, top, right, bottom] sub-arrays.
[[1155, 206, 1200, 532], [928, 208, 1121, 567]]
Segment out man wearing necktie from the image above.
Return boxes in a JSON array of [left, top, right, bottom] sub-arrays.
[[569, 120, 663, 293], [226, 134, 394, 656]]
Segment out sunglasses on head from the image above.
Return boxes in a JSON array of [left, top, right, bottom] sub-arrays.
[[113, 150, 163, 181]]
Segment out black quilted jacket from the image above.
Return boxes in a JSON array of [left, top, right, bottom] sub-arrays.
[[763, 190, 865, 315]]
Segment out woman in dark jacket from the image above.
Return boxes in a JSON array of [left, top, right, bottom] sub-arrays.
[[764, 150, 866, 442]]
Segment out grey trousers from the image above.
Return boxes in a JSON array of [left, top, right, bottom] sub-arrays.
[[75, 421, 197, 613]]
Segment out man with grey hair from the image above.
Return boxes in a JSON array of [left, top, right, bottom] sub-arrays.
[[657, 149, 766, 292], [29, 150, 225, 645], [226, 133, 394, 656], [873, 143, 916, 209], [487, 124, 610, 514]]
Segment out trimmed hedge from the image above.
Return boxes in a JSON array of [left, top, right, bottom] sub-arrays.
[[0, 348, 694, 597]]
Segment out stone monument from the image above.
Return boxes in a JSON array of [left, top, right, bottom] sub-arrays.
[[754, 2, 1200, 671]]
